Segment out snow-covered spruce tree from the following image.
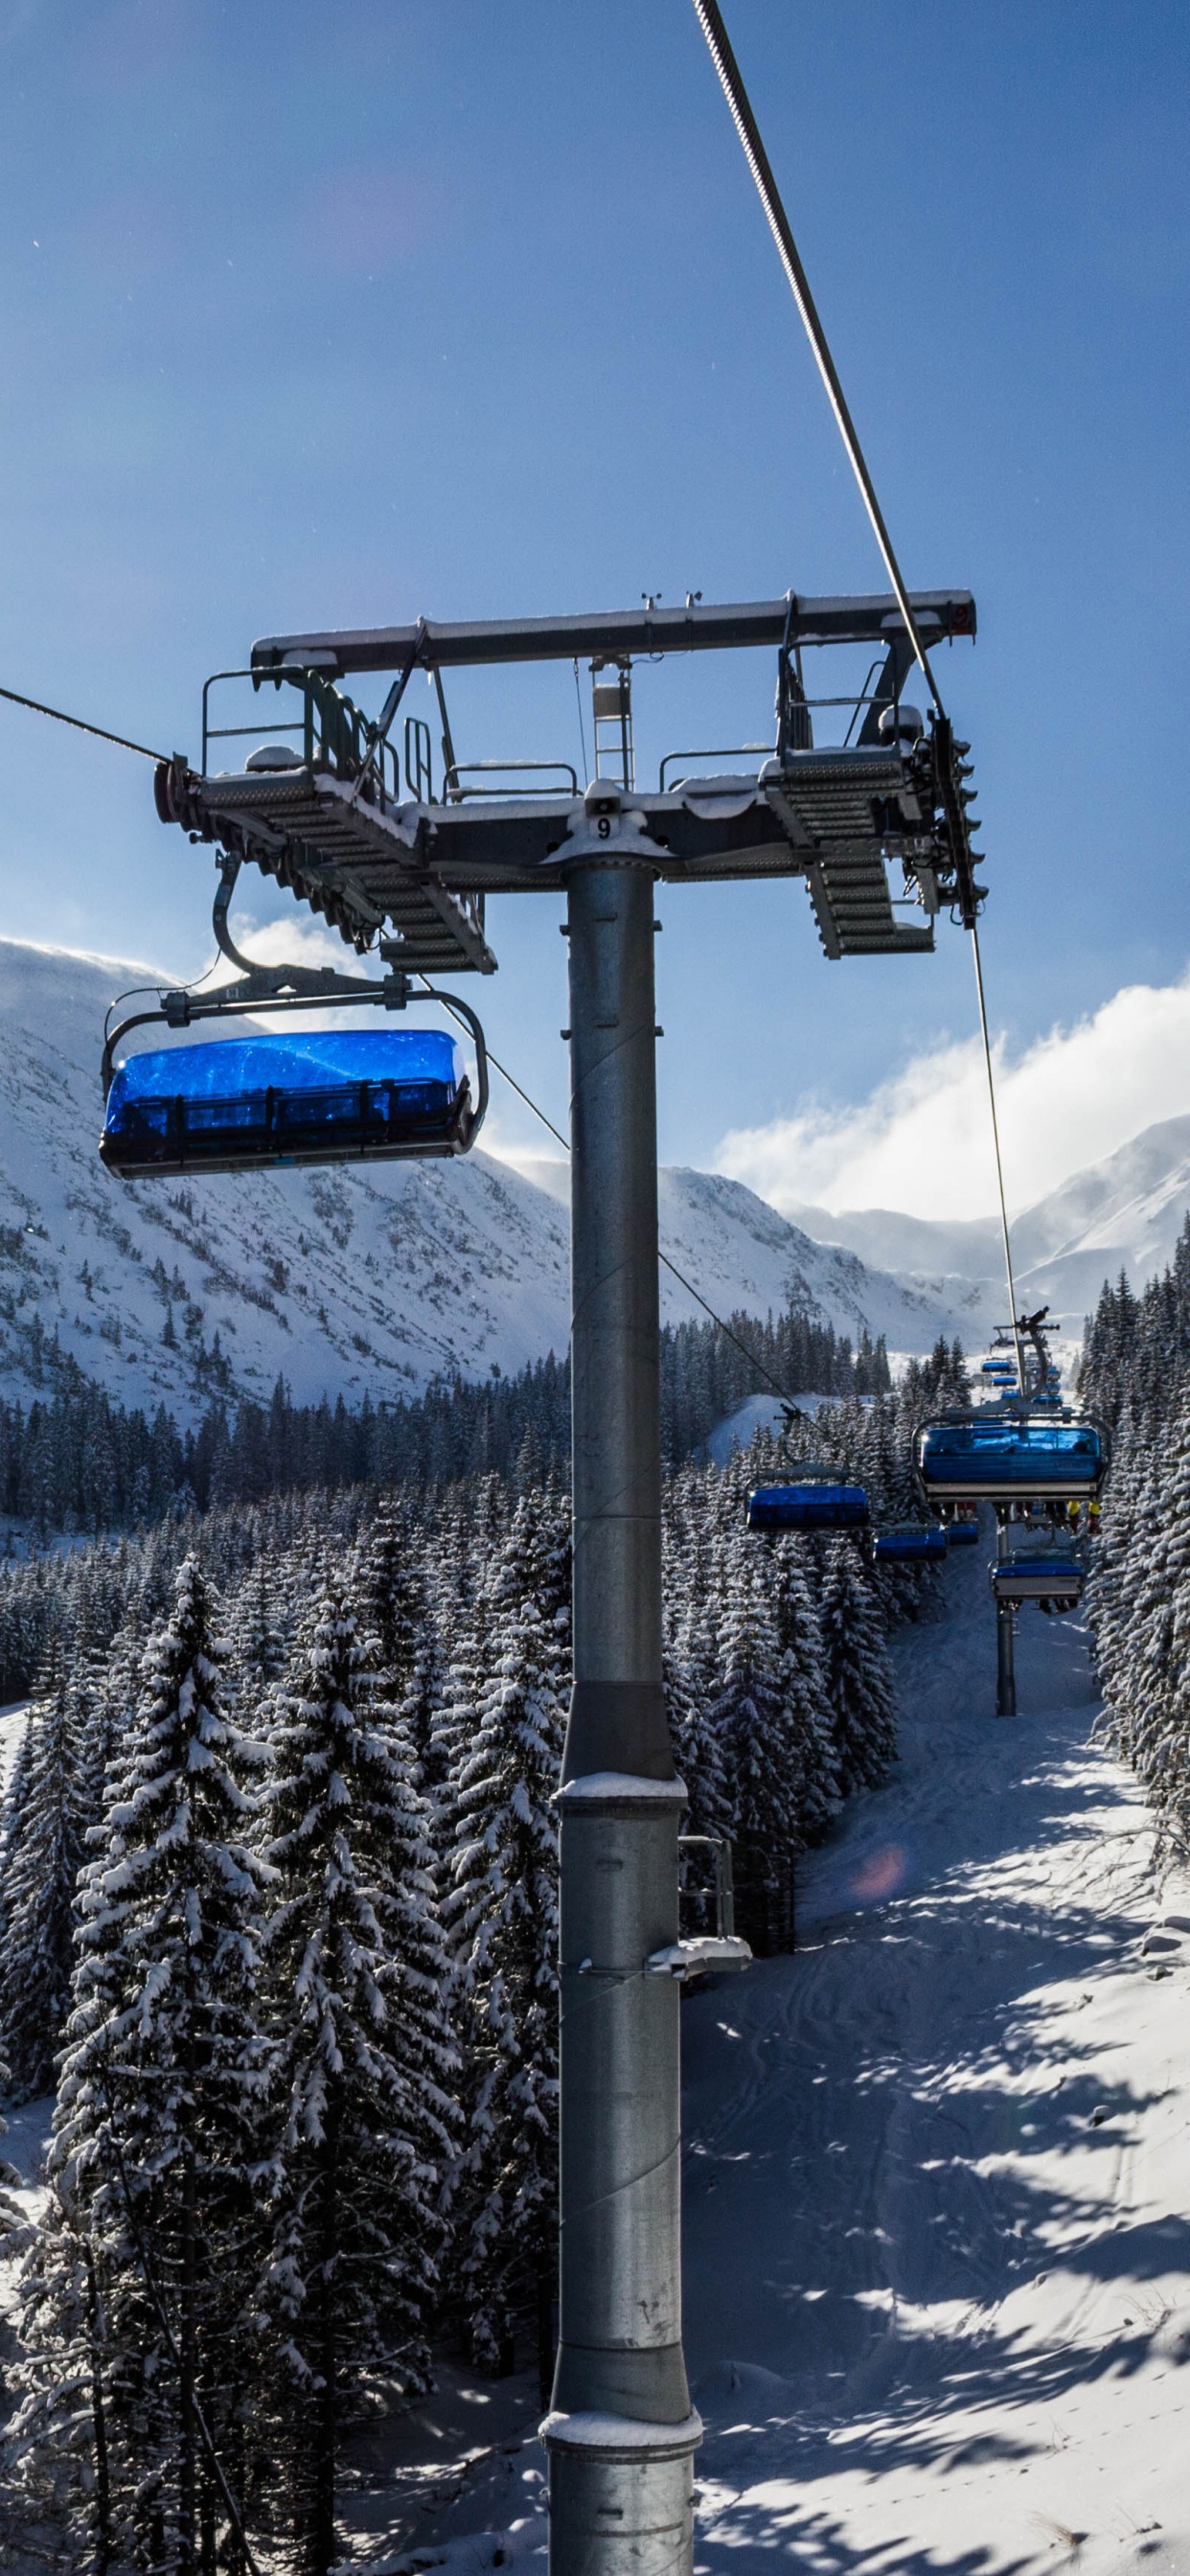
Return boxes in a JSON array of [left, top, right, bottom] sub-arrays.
[[1086, 1398, 1143, 1721], [708, 1524, 801, 1954], [426, 1472, 515, 1838], [354, 1494, 423, 1690], [352, 1492, 439, 1777], [446, 1486, 569, 2399], [0, 1660, 92, 2097], [769, 1534, 843, 1846], [1096, 1386, 1190, 1846], [663, 1471, 731, 1873], [816, 1534, 898, 1797], [13, 1554, 271, 2576], [224, 1551, 287, 1703], [260, 1576, 456, 2576], [0, 1709, 33, 1936]]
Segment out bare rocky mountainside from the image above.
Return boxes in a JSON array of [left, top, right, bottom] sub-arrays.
[[0, 940, 970, 1416]]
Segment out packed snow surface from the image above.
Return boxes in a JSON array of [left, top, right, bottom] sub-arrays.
[[361, 1539, 1188, 2573]]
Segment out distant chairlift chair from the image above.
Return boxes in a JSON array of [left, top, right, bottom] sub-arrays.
[[991, 1554, 1086, 1617], [746, 1476, 870, 1533], [873, 1523, 948, 1563]]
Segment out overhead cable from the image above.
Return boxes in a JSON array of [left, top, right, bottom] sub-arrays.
[[690, 0, 943, 715], [0, 678, 169, 763], [692, 0, 1027, 1385]]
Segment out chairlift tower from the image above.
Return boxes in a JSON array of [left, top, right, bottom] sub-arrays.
[[147, 586, 981, 2576]]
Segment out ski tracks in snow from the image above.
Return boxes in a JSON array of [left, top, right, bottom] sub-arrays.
[[682, 1534, 1189, 2574]]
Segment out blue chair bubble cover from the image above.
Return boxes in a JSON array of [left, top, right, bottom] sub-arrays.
[[991, 1552, 1085, 1607], [102, 1026, 469, 1176], [873, 1525, 948, 1562], [917, 1414, 1103, 1499], [746, 1481, 870, 1532]]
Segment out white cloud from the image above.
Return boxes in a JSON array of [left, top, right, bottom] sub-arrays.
[[228, 909, 352, 974], [715, 967, 1190, 1220]]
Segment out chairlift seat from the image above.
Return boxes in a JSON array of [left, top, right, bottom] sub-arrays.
[[916, 1412, 1104, 1502], [991, 1554, 1085, 1612], [873, 1524, 948, 1562], [746, 1480, 869, 1532], [945, 1518, 980, 1546], [101, 1026, 475, 1179]]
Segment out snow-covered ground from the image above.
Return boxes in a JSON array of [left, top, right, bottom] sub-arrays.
[[352, 1534, 1189, 2574]]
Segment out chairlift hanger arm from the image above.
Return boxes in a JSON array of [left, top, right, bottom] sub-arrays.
[[102, 960, 489, 1132], [250, 589, 975, 680]]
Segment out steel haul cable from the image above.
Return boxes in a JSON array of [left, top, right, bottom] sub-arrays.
[[0, 677, 168, 762], [691, 0, 1028, 1395]]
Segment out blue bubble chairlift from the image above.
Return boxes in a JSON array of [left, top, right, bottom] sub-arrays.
[[747, 1477, 869, 1532], [101, 1024, 484, 1179], [944, 1510, 980, 1546], [991, 1553, 1085, 1615], [916, 1411, 1105, 1504], [873, 1523, 948, 1563], [99, 862, 490, 1182]]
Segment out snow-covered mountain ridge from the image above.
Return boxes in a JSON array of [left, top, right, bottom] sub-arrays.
[[0, 941, 967, 1418], [788, 1110, 1190, 1342]]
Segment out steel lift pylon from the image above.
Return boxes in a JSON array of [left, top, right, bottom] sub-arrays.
[[150, 587, 981, 2576]]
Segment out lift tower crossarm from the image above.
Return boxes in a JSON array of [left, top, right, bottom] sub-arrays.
[[250, 589, 975, 678]]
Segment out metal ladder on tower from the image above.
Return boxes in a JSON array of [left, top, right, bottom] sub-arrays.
[[590, 656, 633, 788]]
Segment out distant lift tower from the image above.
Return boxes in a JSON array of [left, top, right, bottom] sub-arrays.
[[153, 586, 981, 2576]]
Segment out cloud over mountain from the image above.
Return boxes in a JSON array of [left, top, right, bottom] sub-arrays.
[[714, 966, 1190, 1222]]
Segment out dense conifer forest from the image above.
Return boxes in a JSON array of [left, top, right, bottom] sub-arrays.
[[0, 1303, 892, 1536], [1084, 1214, 1190, 1847], [0, 1340, 966, 2574]]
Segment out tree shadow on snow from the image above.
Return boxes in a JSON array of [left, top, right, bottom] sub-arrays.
[[683, 1880, 1184, 2558]]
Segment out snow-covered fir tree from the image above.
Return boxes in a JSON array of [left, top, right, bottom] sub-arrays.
[[0, 1659, 92, 2096], [13, 1554, 271, 2576], [664, 1470, 731, 1864], [260, 1576, 456, 2576], [708, 1525, 802, 1953], [817, 1535, 898, 1797], [446, 1486, 568, 2397]]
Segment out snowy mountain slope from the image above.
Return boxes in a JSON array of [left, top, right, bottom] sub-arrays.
[[1009, 1111, 1190, 1322], [0, 941, 967, 1416], [787, 1197, 1003, 1280], [790, 1108, 1190, 1341]]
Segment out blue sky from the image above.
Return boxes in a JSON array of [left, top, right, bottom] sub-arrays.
[[0, 0, 1186, 1204]]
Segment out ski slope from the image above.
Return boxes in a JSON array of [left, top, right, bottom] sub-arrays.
[[362, 1536, 1189, 2574]]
